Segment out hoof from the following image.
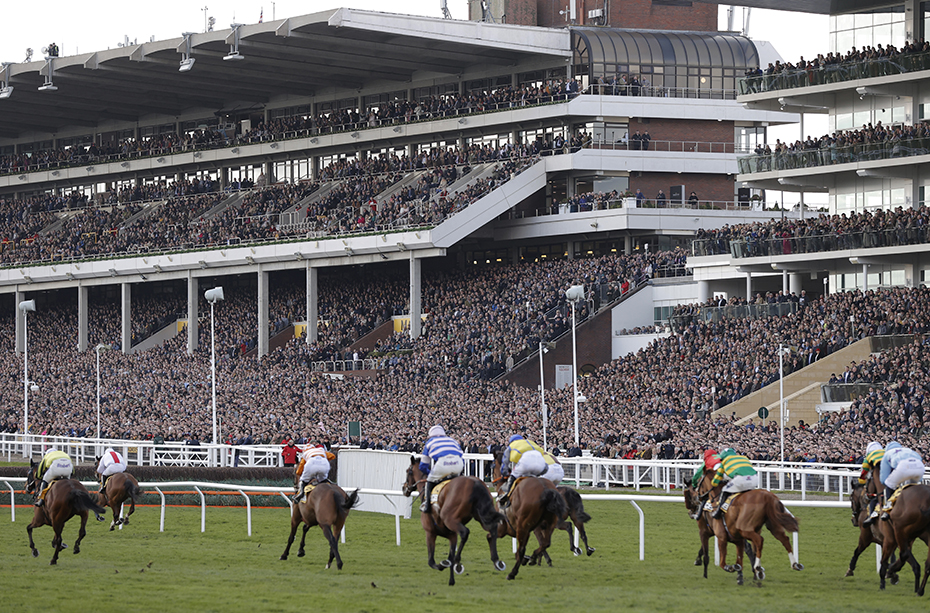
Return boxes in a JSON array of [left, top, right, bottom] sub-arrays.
[[337, 561, 343, 570], [440, 559, 452, 568], [733, 563, 741, 572], [572, 547, 582, 556], [280, 555, 288, 561], [50, 560, 57, 566], [754, 567, 765, 581], [32, 550, 39, 558], [95, 514, 106, 522], [736, 576, 743, 586], [494, 560, 507, 572], [586, 547, 596, 556], [109, 525, 116, 532], [845, 569, 854, 577], [325, 563, 331, 570], [890, 574, 899, 585], [792, 563, 804, 571], [73, 547, 80, 555], [507, 574, 516, 581], [297, 551, 305, 558], [122, 517, 129, 525], [454, 563, 464, 575], [694, 558, 702, 566]]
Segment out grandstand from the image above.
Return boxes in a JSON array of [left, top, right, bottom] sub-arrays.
[[4, 7, 930, 464]]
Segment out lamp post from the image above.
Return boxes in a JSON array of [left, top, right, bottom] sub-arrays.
[[565, 285, 586, 447], [777, 343, 791, 466], [19, 299, 35, 442], [539, 341, 548, 451], [205, 287, 225, 445], [95, 343, 112, 440]]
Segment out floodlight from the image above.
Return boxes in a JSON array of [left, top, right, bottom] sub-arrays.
[[18, 299, 35, 313], [565, 285, 585, 302], [223, 52, 244, 61], [179, 57, 196, 72], [0, 86, 13, 99], [37, 83, 57, 92], [205, 287, 225, 303]]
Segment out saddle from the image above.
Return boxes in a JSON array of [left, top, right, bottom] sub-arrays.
[[886, 482, 919, 511], [705, 491, 745, 515], [426, 479, 454, 510]]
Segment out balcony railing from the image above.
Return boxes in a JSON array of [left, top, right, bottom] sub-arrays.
[[738, 51, 930, 96], [668, 302, 797, 331], [692, 227, 930, 259], [737, 136, 930, 174]]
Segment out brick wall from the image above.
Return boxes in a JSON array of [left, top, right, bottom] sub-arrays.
[[534, 0, 718, 31], [630, 118, 733, 145], [631, 173, 734, 204]]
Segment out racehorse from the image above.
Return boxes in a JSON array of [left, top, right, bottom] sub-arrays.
[[491, 452, 567, 580], [682, 474, 719, 579], [280, 475, 359, 569], [96, 469, 142, 531], [531, 485, 595, 565], [25, 459, 106, 565], [685, 476, 802, 585], [402, 456, 507, 586], [877, 484, 930, 594], [846, 482, 897, 582]]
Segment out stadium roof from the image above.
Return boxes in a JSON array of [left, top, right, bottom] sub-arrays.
[[0, 9, 569, 139], [693, 0, 895, 14]]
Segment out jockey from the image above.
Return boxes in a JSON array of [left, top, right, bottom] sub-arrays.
[[541, 449, 565, 485], [293, 444, 332, 503], [859, 441, 885, 526], [498, 434, 548, 507], [96, 447, 127, 503], [34, 448, 74, 507], [418, 425, 464, 513], [878, 441, 925, 520], [710, 447, 759, 518], [692, 449, 722, 489]]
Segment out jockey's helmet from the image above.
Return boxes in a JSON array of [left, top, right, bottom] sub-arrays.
[[428, 425, 445, 438]]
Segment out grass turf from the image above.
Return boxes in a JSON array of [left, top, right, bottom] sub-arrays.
[[0, 497, 922, 613]]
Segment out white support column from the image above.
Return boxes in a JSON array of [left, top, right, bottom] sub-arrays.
[[745, 271, 752, 301], [862, 264, 868, 293], [258, 265, 269, 358], [409, 254, 422, 339], [782, 270, 788, 295], [789, 273, 802, 296], [697, 280, 709, 304], [121, 283, 131, 354], [187, 274, 199, 354], [306, 263, 318, 343], [623, 235, 632, 254], [14, 289, 24, 353], [77, 285, 88, 352]]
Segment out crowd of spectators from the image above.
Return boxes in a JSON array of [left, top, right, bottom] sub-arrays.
[[0, 78, 582, 178], [692, 205, 930, 257]]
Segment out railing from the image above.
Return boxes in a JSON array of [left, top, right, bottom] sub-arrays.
[[738, 137, 930, 174], [588, 139, 744, 154], [667, 302, 797, 332], [309, 358, 382, 373], [693, 227, 930, 260], [738, 51, 930, 96], [588, 83, 738, 100]]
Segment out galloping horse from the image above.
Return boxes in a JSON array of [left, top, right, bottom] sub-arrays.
[[280, 476, 359, 569], [878, 484, 930, 594], [96, 469, 143, 531], [846, 482, 896, 581], [555, 485, 595, 557], [25, 459, 106, 565], [491, 452, 567, 580], [402, 456, 507, 586], [682, 473, 719, 579], [685, 476, 802, 585]]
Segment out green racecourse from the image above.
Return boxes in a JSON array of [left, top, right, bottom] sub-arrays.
[[0, 495, 920, 613]]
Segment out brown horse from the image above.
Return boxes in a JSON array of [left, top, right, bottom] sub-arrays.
[[846, 482, 897, 582], [878, 484, 930, 593], [96, 470, 143, 531], [531, 485, 595, 565], [25, 459, 106, 565], [683, 472, 720, 579], [491, 452, 567, 580], [685, 479, 801, 585], [280, 480, 359, 569], [402, 456, 507, 585]]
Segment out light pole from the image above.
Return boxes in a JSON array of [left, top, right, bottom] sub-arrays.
[[19, 299, 35, 441], [205, 287, 225, 445], [566, 285, 586, 447], [95, 343, 112, 440], [538, 341, 548, 451], [777, 343, 791, 465]]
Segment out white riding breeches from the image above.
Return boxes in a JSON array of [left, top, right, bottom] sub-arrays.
[[512, 450, 548, 478], [300, 456, 331, 482], [886, 458, 925, 490], [427, 454, 464, 483], [722, 473, 759, 494], [542, 462, 565, 484], [42, 457, 74, 483]]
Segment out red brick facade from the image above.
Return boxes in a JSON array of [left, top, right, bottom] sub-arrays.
[[631, 173, 734, 205], [479, 0, 718, 32]]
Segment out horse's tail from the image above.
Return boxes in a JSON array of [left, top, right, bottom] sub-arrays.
[[558, 486, 591, 524], [766, 496, 799, 534], [542, 487, 568, 520], [342, 488, 360, 512], [126, 478, 142, 505], [470, 481, 505, 532], [71, 489, 107, 516]]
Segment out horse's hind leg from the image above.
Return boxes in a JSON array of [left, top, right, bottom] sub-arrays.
[[50, 524, 64, 565], [73, 512, 89, 555], [561, 520, 580, 556], [321, 524, 343, 570], [487, 530, 506, 571], [576, 520, 595, 556], [531, 527, 552, 566], [846, 536, 870, 577], [507, 528, 530, 580], [27, 520, 40, 558], [297, 523, 311, 558]]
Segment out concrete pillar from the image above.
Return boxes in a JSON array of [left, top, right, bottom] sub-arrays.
[[306, 263, 318, 343], [904, 262, 916, 287], [745, 271, 752, 301], [121, 283, 131, 354], [567, 240, 575, 260], [258, 265, 269, 358], [409, 254, 422, 339], [624, 235, 632, 254], [905, 0, 920, 42], [78, 286, 88, 352], [789, 273, 802, 296], [14, 289, 24, 353], [862, 264, 869, 293], [311, 156, 320, 182], [782, 270, 788, 295], [697, 280, 709, 304], [263, 161, 274, 185], [511, 246, 520, 265], [187, 274, 199, 354]]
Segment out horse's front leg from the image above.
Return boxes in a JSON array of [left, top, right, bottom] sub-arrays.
[[49, 524, 64, 566], [487, 530, 506, 571], [507, 527, 530, 580], [297, 523, 311, 558], [279, 514, 300, 560], [425, 529, 443, 571]]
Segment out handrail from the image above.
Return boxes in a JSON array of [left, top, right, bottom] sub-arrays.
[[737, 136, 930, 174], [692, 227, 930, 259]]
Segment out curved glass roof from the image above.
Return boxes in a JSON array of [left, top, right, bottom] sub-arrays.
[[572, 28, 759, 70]]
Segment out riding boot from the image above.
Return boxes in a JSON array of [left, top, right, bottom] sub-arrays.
[[863, 496, 880, 526], [713, 492, 730, 518], [881, 488, 893, 519], [34, 480, 48, 507], [498, 476, 515, 507], [419, 481, 435, 513], [293, 481, 308, 503]]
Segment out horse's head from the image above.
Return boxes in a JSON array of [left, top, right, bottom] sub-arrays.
[[491, 452, 503, 483], [402, 455, 422, 497], [850, 482, 867, 527], [682, 481, 702, 520], [24, 459, 38, 494]]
